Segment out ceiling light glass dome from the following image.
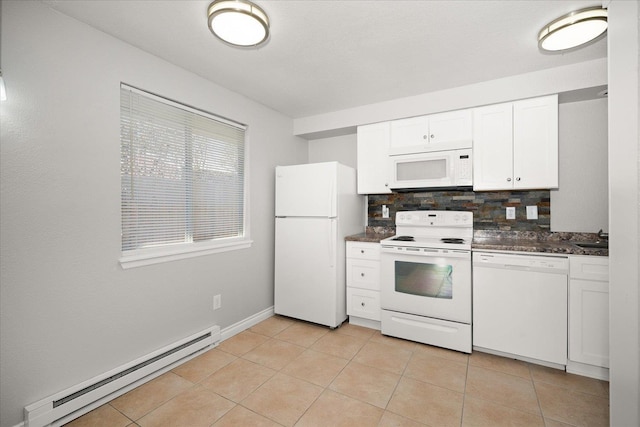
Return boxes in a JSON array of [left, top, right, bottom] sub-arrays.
[[208, 0, 270, 47], [538, 6, 608, 52]]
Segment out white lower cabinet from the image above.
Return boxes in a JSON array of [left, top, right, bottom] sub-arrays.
[[346, 241, 381, 329], [568, 255, 609, 380]]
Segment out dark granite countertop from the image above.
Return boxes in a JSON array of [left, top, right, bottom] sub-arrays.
[[345, 227, 395, 243], [346, 228, 608, 257], [472, 230, 608, 257]]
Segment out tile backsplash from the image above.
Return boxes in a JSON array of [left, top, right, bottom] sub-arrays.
[[368, 190, 550, 231]]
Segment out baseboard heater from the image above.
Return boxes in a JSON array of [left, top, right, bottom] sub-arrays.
[[24, 325, 220, 427]]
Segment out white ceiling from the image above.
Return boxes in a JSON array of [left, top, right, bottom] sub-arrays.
[[42, 0, 607, 119]]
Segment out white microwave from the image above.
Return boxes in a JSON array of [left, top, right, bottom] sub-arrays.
[[389, 148, 473, 190]]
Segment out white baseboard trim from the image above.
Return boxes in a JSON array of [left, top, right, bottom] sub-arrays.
[[566, 360, 609, 381], [473, 346, 566, 371], [347, 316, 380, 330], [221, 306, 274, 342]]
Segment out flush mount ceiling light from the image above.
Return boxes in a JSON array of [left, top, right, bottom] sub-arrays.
[[538, 6, 608, 52], [208, 0, 270, 47]]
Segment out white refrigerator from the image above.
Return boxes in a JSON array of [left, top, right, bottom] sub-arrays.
[[274, 162, 363, 328]]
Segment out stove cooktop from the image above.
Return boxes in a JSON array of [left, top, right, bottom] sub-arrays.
[[381, 235, 472, 250], [382, 210, 474, 250]]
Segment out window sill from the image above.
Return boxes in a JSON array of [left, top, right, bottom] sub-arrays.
[[119, 239, 253, 269]]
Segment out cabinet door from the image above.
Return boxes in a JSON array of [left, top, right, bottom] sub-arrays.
[[513, 95, 559, 189], [472, 102, 514, 190], [357, 122, 392, 194], [428, 109, 472, 148], [569, 256, 609, 368], [569, 279, 609, 367], [389, 116, 430, 155]]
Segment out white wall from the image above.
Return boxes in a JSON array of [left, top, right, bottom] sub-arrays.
[[607, 1, 640, 425], [551, 98, 608, 232], [0, 2, 307, 426], [308, 133, 357, 168]]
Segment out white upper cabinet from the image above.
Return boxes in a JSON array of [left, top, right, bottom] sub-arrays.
[[473, 95, 559, 191], [428, 110, 474, 147], [389, 116, 429, 155], [389, 109, 472, 155], [357, 122, 392, 194], [513, 95, 559, 190], [355, 95, 558, 194], [472, 102, 514, 190]]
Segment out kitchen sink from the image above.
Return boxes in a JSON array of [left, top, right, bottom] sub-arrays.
[[572, 241, 609, 249]]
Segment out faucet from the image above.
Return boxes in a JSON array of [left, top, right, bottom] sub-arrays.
[[597, 229, 609, 241]]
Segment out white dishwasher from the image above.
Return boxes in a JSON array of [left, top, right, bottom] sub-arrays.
[[473, 251, 569, 367]]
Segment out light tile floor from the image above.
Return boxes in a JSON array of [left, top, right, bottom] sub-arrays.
[[65, 316, 610, 427]]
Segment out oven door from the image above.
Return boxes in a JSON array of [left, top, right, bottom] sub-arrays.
[[380, 247, 471, 323]]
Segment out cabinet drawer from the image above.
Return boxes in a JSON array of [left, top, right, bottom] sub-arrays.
[[347, 288, 381, 321], [347, 260, 380, 290], [570, 256, 609, 281], [347, 242, 380, 260]]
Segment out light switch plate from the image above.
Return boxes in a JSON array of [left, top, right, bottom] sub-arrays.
[[526, 205, 538, 220], [506, 207, 516, 220]]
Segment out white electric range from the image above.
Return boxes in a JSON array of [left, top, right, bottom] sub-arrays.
[[380, 210, 473, 353]]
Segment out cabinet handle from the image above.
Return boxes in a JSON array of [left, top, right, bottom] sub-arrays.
[[507, 177, 512, 182], [430, 134, 435, 139], [360, 250, 364, 254], [361, 302, 365, 307], [361, 273, 365, 277], [516, 177, 521, 181], [385, 183, 389, 187], [423, 135, 427, 140]]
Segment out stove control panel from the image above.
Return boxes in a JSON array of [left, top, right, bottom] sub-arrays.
[[395, 210, 473, 227]]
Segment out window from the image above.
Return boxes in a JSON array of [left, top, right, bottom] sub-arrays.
[[120, 84, 250, 268]]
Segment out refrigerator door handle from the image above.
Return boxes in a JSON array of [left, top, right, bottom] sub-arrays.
[[329, 219, 336, 267], [329, 178, 335, 217]]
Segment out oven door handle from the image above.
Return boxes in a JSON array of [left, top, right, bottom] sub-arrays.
[[389, 315, 459, 333]]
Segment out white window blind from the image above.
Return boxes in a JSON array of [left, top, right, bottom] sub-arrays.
[[120, 85, 247, 263]]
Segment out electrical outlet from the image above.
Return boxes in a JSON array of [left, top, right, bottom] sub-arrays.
[[506, 207, 516, 220], [213, 294, 222, 310], [526, 205, 538, 220], [382, 204, 389, 219]]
